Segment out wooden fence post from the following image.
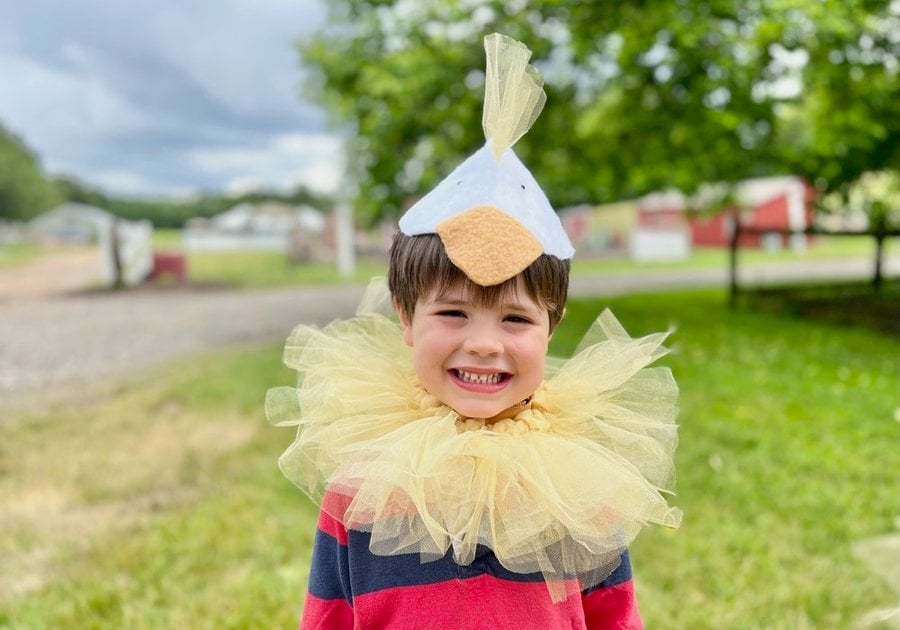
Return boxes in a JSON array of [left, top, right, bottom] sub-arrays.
[[728, 212, 741, 308], [873, 215, 885, 292]]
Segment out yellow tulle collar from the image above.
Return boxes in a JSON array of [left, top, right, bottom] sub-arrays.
[[267, 281, 681, 601]]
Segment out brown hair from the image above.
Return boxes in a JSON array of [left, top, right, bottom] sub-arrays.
[[388, 232, 569, 331]]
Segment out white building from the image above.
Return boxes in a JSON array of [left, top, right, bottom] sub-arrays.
[[29, 203, 153, 287], [183, 202, 327, 257]]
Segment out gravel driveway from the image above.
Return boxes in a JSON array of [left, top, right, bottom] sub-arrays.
[[0, 283, 366, 416]]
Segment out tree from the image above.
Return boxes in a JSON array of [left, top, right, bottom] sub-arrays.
[[820, 169, 900, 230], [0, 125, 61, 221], [54, 176, 335, 229], [55, 176, 111, 210], [299, 0, 900, 224]]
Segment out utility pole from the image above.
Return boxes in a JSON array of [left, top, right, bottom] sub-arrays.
[[335, 191, 355, 279]]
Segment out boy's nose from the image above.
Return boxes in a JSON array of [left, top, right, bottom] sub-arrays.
[[462, 324, 503, 357]]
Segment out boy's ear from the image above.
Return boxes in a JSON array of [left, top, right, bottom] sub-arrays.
[[393, 299, 414, 347], [548, 306, 566, 340]]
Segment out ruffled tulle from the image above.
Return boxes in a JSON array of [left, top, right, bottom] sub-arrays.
[[267, 280, 681, 601]]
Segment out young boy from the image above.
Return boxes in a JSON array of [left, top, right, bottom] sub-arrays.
[[267, 33, 680, 629]]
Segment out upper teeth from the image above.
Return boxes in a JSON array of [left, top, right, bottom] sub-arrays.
[[457, 369, 501, 384]]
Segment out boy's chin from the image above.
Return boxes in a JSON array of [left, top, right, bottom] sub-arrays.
[[448, 399, 525, 422]]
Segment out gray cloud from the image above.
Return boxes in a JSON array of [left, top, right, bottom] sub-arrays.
[[0, 0, 336, 196]]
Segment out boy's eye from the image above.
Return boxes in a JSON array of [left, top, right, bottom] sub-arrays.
[[437, 310, 466, 318], [504, 315, 533, 324]]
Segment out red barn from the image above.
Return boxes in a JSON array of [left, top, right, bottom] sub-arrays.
[[637, 176, 816, 250], [692, 177, 816, 249]]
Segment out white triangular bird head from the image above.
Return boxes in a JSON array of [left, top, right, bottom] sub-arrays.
[[398, 33, 574, 286]]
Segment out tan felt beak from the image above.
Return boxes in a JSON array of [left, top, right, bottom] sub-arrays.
[[436, 206, 543, 286]]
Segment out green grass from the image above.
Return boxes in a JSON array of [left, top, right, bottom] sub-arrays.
[[6, 229, 891, 288], [556, 291, 900, 629], [0, 346, 312, 629], [1, 290, 898, 628], [152, 229, 892, 288], [183, 234, 886, 288], [0, 243, 43, 270], [151, 228, 183, 250], [151, 229, 385, 286], [185, 251, 387, 287], [571, 235, 888, 276]]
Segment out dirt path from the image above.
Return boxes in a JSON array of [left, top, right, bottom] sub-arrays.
[[0, 247, 105, 299]]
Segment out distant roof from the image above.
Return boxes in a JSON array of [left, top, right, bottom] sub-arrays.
[[32, 202, 113, 226], [206, 202, 325, 233], [639, 190, 688, 212], [29, 202, 115, 242], [638, 176, 808, 211], [734, 176, 807, 206]]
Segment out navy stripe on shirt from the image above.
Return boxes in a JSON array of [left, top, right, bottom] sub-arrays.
[[582, 548, 633, 595], [307, 528, 353, 603], [310, 525, 633, 600], [350, 530, 549, 596]]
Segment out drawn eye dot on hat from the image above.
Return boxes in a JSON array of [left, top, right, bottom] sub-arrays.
[[397, 32, 574, 287]]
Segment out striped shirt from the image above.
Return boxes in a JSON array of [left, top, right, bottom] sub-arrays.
[[299, 496, 643, 629]]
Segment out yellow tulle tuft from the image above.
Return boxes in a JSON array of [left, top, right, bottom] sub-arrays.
[[267, 280, 681, 601], [482, 33, 547, 159]]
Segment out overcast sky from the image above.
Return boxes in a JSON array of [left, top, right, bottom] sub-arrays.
[[0, 0, 342, 198]]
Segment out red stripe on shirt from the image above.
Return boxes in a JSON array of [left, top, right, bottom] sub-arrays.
[[351, 575, 587, 629], [582, 579, 643, 629], [299, 592, 354, 630], [317, 499, 349, 545]]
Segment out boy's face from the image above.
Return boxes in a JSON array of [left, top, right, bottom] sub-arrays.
[[397, 276, 551, 419]]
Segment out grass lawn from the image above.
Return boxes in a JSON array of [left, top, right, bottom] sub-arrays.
[[571, 234, 889, 276], [186, 251, 387, 287], [0, 243, 44, 270], [144, 229, 894, 288], [1, 289, 898, 628], [152, 228, 386, 286]]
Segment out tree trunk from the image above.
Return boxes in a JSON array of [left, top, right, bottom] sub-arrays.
[[872, 221, 884, 292], [728, 212, 741, 308]]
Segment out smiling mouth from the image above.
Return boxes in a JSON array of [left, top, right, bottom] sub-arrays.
[[453, 369, 508, 385]]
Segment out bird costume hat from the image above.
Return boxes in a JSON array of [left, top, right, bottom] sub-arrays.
[[398, 33, 574, 286]]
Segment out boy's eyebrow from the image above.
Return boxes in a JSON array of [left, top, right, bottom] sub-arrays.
[[429, 297, 471, 308], [431, 296, 539, 313], [501, 302, 542, 314]]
